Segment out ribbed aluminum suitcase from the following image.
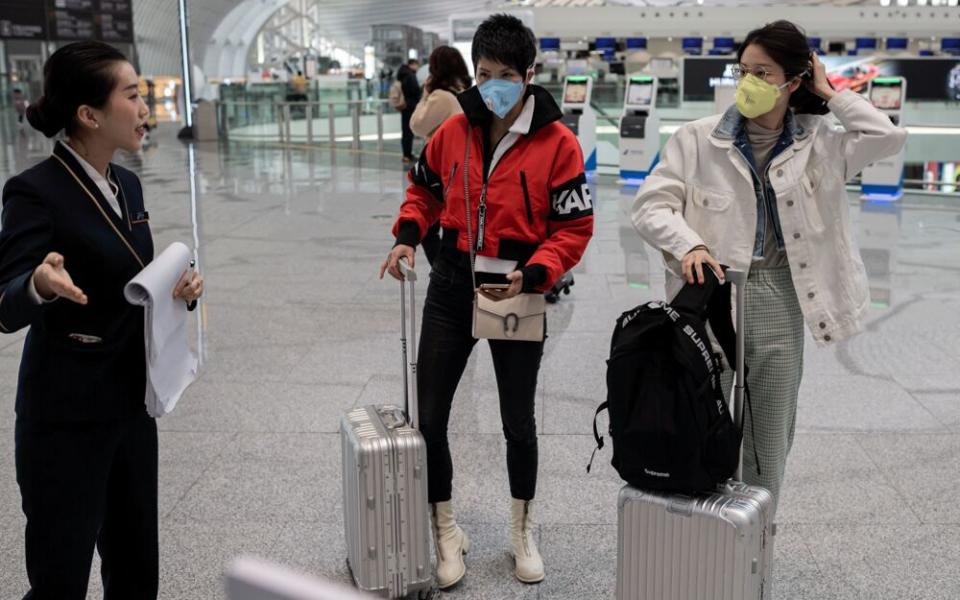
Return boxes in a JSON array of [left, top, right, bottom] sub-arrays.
[[341, 260, 434, 599], [615, 269, 776, 600], [617, 483, 775, 600]]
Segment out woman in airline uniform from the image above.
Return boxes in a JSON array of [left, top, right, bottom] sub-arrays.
[[0, 41, 203, 599]]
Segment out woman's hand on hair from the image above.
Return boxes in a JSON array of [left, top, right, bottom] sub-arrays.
[[33, 252, 87, 304], [807, 53, 837, 102]]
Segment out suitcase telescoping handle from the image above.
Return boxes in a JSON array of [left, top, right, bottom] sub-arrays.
[[398, 258, 418, 429], [724, 268, 747, 480]]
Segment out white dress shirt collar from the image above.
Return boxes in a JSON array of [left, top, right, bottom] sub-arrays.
[[508, 94, 536, 135], [60, 141, 121, 217], [488, 95, 537, 176]]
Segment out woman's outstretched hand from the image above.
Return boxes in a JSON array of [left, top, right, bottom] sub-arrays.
[[33, 252, 87, 304]]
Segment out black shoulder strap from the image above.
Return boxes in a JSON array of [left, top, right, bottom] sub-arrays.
[[705, 279, 738, 373], [586, 401, 608, 474], [670, 266, 738, 372], [686, 269, 762, 476]]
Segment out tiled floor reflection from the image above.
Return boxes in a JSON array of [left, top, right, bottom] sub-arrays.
[[1, 121, 959, 599]]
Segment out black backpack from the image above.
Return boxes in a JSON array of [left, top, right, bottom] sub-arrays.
[[587, 268, 758, 493]]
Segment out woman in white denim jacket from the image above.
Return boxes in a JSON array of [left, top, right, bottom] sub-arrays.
[[632, 21, 906, 509]]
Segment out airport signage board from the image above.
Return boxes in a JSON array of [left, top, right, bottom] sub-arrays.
[[0, 0, 48, 40], [46, 0, 133, 43]]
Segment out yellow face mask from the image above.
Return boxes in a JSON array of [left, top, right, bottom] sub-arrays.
[[735, 74, 792, 119]]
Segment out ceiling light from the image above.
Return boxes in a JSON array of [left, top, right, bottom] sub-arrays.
[[896, 0, 908, 6], [880, 0, 891, 6], [917, 0, 928, 5]]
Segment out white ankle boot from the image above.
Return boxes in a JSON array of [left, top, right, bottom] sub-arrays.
[[509, 498, 545, 583], [431, 501, 470, 589]]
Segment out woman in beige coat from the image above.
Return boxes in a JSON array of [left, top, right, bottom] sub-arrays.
[[632, 21, 906, 511], [410, 46, 472, 265], [411, 46, 471, 140]]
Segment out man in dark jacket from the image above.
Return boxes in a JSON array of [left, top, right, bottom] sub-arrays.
[[397, 58, 422, 162]]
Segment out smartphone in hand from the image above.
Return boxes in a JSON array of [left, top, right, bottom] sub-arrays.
[[479, 283, 511, 301]]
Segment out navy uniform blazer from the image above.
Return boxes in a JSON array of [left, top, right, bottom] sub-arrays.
[[0, 141, 155, 421]]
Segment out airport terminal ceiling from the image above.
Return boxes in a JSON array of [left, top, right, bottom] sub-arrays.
[[128, 0, 960, 79], [178, 0, 498, 80], [130, 0, 497, 78]]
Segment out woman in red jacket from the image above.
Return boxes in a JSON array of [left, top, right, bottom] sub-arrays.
[[380, 14, 593, 589]]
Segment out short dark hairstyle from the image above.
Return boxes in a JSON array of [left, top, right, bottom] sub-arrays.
[[471, 13, 537, 76], [425, 46, 471, 94], [739, 20, 830, 115], [26, 41, 128, 138], [406, 58, 420, 66]]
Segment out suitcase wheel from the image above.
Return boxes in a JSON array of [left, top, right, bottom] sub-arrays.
[[414, 586, 440, 600], [545, 292, 559, 303]]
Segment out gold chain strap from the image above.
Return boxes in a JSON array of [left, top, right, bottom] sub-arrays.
[[52, 153, 145, 269]]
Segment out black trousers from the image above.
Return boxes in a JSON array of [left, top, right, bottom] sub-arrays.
[[417, 252, 544, 503], [15, 412, 159, 600], [401, 108, 415, 158]]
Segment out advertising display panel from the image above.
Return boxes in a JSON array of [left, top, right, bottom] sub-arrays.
[[684, 55, 960, 102], [0, 0, 47, 40]]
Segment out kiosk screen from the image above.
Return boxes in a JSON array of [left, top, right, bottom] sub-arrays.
[[870, 79, 903, 110], [627, 82, 653, 106], [564, 80, 588, 104]]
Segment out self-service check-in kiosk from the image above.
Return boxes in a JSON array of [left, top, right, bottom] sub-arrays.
[[861, 77, 907, 201], [618, 75, 660, 184], [560, 75, 597, 171]]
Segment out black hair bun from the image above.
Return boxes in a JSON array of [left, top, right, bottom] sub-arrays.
[[25, 96, 64, 138]]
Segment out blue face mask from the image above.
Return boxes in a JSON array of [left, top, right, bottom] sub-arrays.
[[478, 78, 525, 119]]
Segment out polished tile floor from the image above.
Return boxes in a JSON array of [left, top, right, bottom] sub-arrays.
[[1, 120, 960, 599]]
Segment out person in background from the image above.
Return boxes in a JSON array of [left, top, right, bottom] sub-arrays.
[[1, 41, 204, 599], [287, 70, 310, 119], [631, 20, 906, 512], [12, 88, 28, 126], [380, 14, 593, 589], [397, 58, 422, 162], [145, 78, 157, 118], [142, 79, 158, 144], [290, 70, 308, 99], [410, 46, 472, 265]]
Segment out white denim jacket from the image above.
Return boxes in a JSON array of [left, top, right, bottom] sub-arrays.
[[632, 90, 907, 345]]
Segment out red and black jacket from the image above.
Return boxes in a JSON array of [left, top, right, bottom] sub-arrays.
[[392, 84, 594, 292]]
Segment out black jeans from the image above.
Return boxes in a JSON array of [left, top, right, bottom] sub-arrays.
[[15, 413, 159, 600], [418, 252, 544, 503], [401, 108, 415, 158]]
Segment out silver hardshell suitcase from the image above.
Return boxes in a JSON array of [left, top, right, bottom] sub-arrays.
[[341, 260, 434, 599], [616, 269, 777, 600]]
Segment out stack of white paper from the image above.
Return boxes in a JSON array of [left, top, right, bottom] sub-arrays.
[[124, 241, 199, 417]]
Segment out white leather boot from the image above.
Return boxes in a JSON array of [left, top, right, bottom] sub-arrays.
[[509, 498, 545, 583], [431, 501, 470, 589]]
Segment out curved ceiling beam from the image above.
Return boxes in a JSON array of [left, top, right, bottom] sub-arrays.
[[201, 0, 289, 78]]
